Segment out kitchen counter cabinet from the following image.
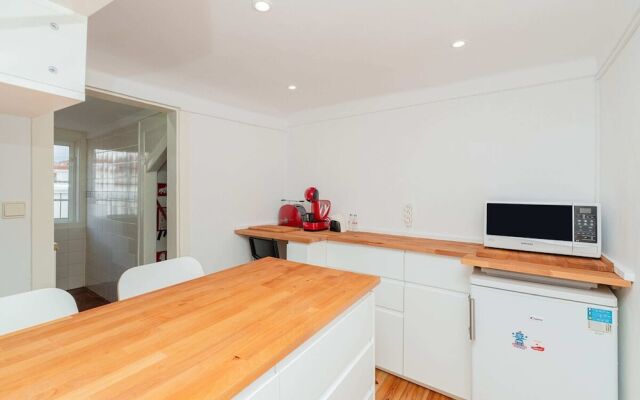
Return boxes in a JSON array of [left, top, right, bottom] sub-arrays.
[[235, 226, 632, 399], [0, 258, 379, 399], [235, 226, 631, 288]]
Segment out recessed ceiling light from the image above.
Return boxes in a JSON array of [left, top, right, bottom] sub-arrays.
[[253, 0, 271, 12], [288, 85, 297, 90], [451, 40, 466, 48]]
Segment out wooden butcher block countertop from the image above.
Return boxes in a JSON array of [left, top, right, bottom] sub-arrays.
[[0, 258, 379, 400], [237, 225, 483, 257], [235, 226, 632, 288]]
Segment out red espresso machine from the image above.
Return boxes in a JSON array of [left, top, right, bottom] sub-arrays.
[[302, 187, 331, 231]]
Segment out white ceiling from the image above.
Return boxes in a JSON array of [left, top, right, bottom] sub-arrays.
[[87, 0, 638, 117], [55, 96, 150, 133]]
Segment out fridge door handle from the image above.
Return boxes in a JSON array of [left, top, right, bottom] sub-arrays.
[[469, 295, 476, 341]]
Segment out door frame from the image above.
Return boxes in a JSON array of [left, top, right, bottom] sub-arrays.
[[32, 87, 184, 290], [85, 87, 182, 261]]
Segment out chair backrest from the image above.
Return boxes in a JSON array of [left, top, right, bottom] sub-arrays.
[[0, 288, 78, 336], [117, 257, 205, 300], [249, 237, 280, 260]]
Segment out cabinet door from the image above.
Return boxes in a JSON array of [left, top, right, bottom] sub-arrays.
[[375, 307, 403, 375], [404, 283, 471, 399]]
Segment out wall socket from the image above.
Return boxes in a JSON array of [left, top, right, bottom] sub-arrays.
[[402, 204, 413, 228]]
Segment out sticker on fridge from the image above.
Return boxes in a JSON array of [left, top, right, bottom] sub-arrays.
[[587, 308, 613, 334], [512, 330, 528, 350], [530, 340, 545, 352]]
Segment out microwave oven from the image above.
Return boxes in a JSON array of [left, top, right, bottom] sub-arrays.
[[484, 202, 601, 258]]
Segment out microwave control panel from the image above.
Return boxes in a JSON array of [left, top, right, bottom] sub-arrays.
[[574, 206, 598, 243]]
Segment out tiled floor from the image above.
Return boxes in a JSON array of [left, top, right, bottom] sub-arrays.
[[67, 287, 110, 312], [376, 369, 452, 400]]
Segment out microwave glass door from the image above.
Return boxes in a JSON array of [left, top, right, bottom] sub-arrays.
[[486, 203, 573, 241]]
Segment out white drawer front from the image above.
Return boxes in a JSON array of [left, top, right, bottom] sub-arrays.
[[374, 278, 404, 312], [279, 294, 374, 400], [375, 307, 403, 375], [405, 251, 471, 293], [325, 343, 374, 400], [326, 242, 403, 280]]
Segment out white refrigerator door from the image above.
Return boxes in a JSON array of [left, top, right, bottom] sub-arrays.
[[471, 285, 618, 400]]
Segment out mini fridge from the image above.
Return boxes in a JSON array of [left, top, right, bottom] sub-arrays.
[[470, 270, 618, 400]]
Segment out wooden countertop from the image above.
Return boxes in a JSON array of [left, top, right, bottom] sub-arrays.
[[236, 226, 483, 257], [236, 226, 632, 288], [461, 248, 630, 288], [0, 258, 379, 399]]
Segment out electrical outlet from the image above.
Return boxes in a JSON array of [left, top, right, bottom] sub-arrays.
[[402, 204, 413, 228]]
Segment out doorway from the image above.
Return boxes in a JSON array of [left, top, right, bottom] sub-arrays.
[[53, 93, 178, 305]]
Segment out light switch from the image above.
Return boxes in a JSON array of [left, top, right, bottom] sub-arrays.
[[2, 202, 26, 218]]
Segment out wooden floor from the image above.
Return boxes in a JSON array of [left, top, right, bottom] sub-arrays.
[[376, 369, 452, 400], [67, 287, 110, 312]]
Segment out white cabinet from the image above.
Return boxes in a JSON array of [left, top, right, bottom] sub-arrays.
[[326, 242, 405, 376], [375, 307, 403, 374], [0, 0, 87, 116], [403, 252, 472, 399], [404, 283, 471, 400], [285, 242, 474, 397], [235, 293, 375, 400], [278, 294, 374, 400]]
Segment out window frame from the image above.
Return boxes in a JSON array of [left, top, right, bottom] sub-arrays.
[[53, 141, 77, 224]]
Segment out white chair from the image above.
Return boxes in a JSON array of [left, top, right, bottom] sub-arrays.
[[0, 288, 78, 336], [117, 257, 205, 300]]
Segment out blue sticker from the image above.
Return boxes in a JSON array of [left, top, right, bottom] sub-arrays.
[[587, 308, 613, 324], [512, 330, 528, 350]]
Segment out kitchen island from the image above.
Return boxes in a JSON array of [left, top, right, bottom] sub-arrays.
[[0, 258, 379, 399]]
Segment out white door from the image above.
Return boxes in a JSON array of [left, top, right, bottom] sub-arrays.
[[471, 284, 618, 400], [404, 283, 471, 399]]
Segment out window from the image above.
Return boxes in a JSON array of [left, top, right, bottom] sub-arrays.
[[54, 143, 75, 222]]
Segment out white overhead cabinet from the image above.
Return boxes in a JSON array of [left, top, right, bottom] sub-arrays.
[[0, 0, 87, 117]]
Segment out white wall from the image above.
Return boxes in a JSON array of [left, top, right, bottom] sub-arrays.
[[286, 77, 598, 242], [0, 114, 32, 296], [598, 22, 640, 400], [184, 112, 286, 273], [31, 113, 55, 291]]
